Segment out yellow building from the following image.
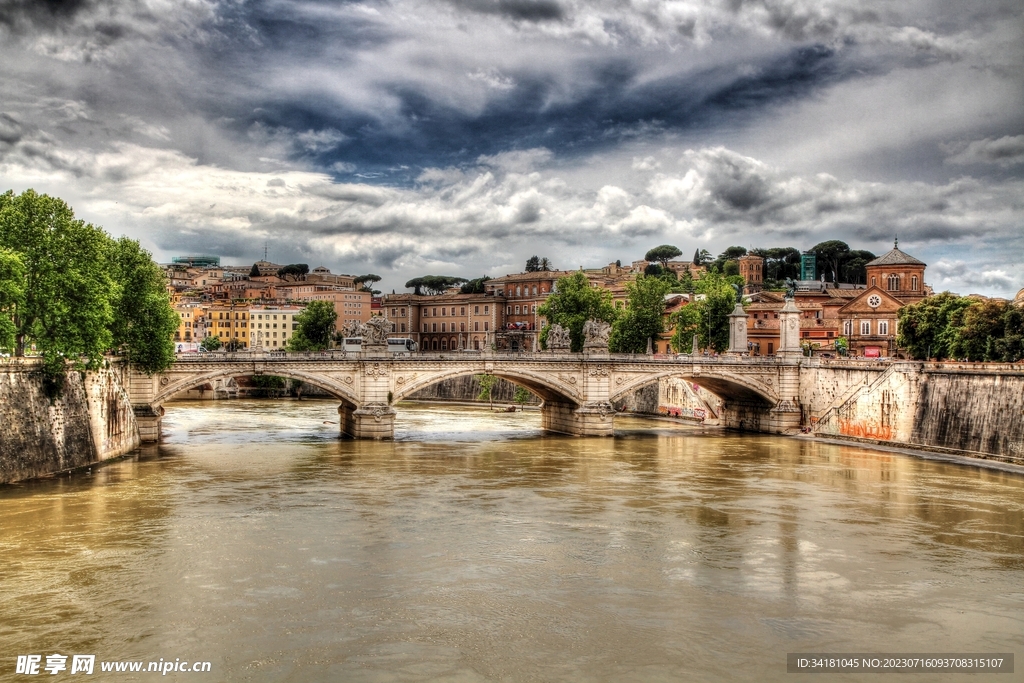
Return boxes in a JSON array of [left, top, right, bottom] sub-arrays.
[[206, 304, 250, 348], [172, 305, 197, 343], [248, 305, 304, 349]]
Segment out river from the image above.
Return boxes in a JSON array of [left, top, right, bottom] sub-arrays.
[[1, 399, 1022, 682]]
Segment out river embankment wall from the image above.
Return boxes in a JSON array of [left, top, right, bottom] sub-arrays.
[[0, 360, 139, 484], [810, 362, 1024, 465]]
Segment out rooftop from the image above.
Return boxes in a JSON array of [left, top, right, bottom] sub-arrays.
[[866, 244, 926, 267]]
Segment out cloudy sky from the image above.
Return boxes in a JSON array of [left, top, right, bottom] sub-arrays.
[[1, 0, 1022, 296]]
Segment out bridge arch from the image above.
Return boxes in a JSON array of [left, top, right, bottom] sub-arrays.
[[609, 369, 778, 407], [392, 367, 582, 406], [153, 367, 361, 408]]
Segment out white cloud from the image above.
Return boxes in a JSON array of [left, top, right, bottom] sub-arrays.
[[944, 135, 1024, 168]]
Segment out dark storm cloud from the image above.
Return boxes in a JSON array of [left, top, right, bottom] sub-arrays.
[[448, 0, 565, 22], [0, 0, 93, 32]]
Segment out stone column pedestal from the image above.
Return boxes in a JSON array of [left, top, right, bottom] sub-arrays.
[[541, 401, 615, 436], [339, 403, 396, 439], [727, 302, 748, 355], [132, 404, 164, 442], [777, 299, 803, 359]]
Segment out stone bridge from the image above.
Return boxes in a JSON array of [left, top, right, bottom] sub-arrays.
[[126, 350, 805, 440]]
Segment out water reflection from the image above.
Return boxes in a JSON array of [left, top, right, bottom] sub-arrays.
[[1, 399, 1022, 682]]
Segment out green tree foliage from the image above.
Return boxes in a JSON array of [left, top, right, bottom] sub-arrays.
[[277, 263, 310, 281], [0, 190, 114, 374], [948, 299, 1007, 361], [897, 292, 973, 360], [0, 190, 179, 376], [669, 271, 740, 353], [249, 263, 261, 277], [609, 274, 670, 353], [539, 257, 553, 271], [525, 256, 540, 272], [288, 300, 338, 351], [354, 274, 381, 292], [477, 373, 497, 410], [460, 276, 491, 294], [643, 263, 663, 276], [723, 260, 740, 276], [0, 247, 25, 352], [108, 238, 179, 373], [644, 244, 682, 269], [538, 271, 618, 352], [405, 275, 468, 295], [750, 247, 801, 284], [810, 240, 850, 283], [834, 336, 849, 356], [995, 304, 1024, 362], [712, 246, 747, 273], [840, 249, 876, 285], [513, 386, 531, 409], [200, 335, 222, 352]]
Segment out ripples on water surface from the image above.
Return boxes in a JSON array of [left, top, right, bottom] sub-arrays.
[[1, 399, 1022, 682]]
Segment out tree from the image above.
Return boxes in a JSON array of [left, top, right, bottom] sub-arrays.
[[669, 270, 740, 353], [897, 293, 973, 360], [107, 238, 179, 373], [0, 247, 25, 353], [712, 246, 747, 273], [477, 374, 498, 410], [645, 244, 682, 269], [0, 190, 114, 375], [834, 336, 849, 357], [525, 256, 540, 272], [200, 335, 222, 352], [811, 240, 850, 283], [287, 300, 338, 351], [949, 299, 1008, 361], [513, 386, 531, 410], [841, 249, 876, 285], [539, 257, 553, 271], [751, 247, 801, 283], [460, 276, 491, 294], [277, 263, 309, 281], [354, 274, 381, 292], [249, 263, 261, 277], [405, 275, 468, 295], [538, 271, 618, 352], [995, 304, 1024, 362], [609, 274, 670, 353], [643, 263, 663, 276]]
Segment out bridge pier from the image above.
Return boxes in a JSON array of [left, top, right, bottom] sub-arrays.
[[132, 404, 163, 442], [339, 402, 396, 439], [541, 400, 615, 437]]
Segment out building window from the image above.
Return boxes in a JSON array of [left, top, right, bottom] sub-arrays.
[[911, 275, 918, 291], [861, 321, 871, 335], [879, 320, 889, 335], [484, 305, 489, 314], [441, 339, 447, 350], [531, 304, 537, 313], [460, 323, 465, 332], [401, 323, 406, 333], [844, 320, 852, 335], [432, 323, 437, 332], [871, 276, 876, 287], [507, 306, 512, 314], [442, 307, 447, 316], [474, 306, 480, 314], [423, 323, 427, 332], [441, 323, 447, 332], [516, 286, 521, 296], [887, 275, 900, 291], [532, 286, 537, 295], [515, 305, 520, 314], [432, 308, 437, 316], [474, 322, 480, 331], [484, 322, 489, 331], [460, 307, 466, 315]]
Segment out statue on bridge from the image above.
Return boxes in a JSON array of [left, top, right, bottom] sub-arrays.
[[341, 320, 362, 339], [784, 278, 797, 300], [363, 316, 392, 345], [582, 319, 611, 349], [547, 323, 571, 351]]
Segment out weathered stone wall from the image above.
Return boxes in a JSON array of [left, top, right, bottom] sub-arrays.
[[0, 361, 139, 484], [813, 362, 1024, 464], [612, 383, 660, 414]]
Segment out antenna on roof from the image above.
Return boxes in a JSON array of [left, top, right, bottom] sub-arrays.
[[894, 235, 899, 249], [264, 241, 268, 261]]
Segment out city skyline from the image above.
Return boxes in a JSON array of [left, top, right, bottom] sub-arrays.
[[1, 0, 1022, 298]]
